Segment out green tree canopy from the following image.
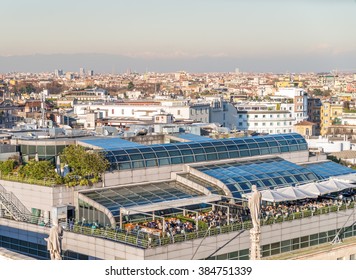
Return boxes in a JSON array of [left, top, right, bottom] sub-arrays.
[[60, 145, 109, 185], [0, 159, 17, 176], [18, 160, 60, 181], [127, 81, 135, 91]]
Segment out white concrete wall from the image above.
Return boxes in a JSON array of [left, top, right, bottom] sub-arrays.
[[0, 180, 84, 214], [104, 165, 184, 187]]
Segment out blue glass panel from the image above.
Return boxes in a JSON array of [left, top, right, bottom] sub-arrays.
[[192, 148, 204, 154], [207, 153, 218, 160], [168, 150, 181, 157], [145, 159, 158, 167], [142, 153, 156, 159], [180, 149, 193, 155], [119, 162, 131, 170], [132, 161, 145, 169], [139, 147, 154, 153], [195, 154, 207, 161], [229, 151, 240, 158], [171, 157, 183, 164], [158, 158, 170, 166], [156, 151, 169, 158], [240, 150, 250, 157], [129, 154, 143, 160], [204, 147, 216, 153], [215, 145, 227, 152], [183, 156, 195, 163]]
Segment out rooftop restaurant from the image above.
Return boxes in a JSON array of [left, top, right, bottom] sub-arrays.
[[2, 132, 356, 260]]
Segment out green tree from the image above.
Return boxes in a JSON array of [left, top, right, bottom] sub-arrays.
[[127, 81, 135, 91], [0, 159, 17, 176], [60, 145, 109, 186], [18, 160, 60, 182]]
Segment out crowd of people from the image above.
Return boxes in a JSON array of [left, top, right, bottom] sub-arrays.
[[261, 195, 355, 221], [124, 206, 247, 238]]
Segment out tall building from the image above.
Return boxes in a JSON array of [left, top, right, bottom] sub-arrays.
[[307, 97, 322, 135], [54, 69, 63, 78], [79, 68, 85, 78], [276, 88, 308, 124], [320, 101, 344, 136]]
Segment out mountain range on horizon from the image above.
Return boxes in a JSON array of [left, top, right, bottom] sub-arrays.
[[0, 53, 355, 74]]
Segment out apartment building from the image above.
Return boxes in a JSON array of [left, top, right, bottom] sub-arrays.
[[320, 101, 344, 136]]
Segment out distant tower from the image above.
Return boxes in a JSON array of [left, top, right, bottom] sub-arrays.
[[40, 90, 48, 128], [79, 67, 85, 77], [88, 70, 94, 77], [54, 69, 63, 78]]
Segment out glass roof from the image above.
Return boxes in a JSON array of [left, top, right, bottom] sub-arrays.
[[175, 133, 214, 142], [103, 133, 308, 171], [194, 157, 319, 199], [81, 181, 203, 219], [302, 161, 356, 179], [179, 173, 225, 195], [78, 137, 144, 150]]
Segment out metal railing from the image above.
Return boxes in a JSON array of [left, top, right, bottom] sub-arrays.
[[1, 201, 355, 249], [0, 183, 32, 221], [0, 174, 57, 187]]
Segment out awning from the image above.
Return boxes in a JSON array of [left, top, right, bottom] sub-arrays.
[[275, 186, 319, 200], [244, 189, 295, 203], [319, 178, 356, 191], [296, 181, 337, 196]]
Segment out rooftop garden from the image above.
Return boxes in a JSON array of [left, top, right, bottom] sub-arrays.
[[0, 145, 109, 187]]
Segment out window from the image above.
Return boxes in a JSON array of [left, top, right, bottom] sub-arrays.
[[121, 109, 124, 115], [255, 123, 258, 126], [177, 110, 181, 115]]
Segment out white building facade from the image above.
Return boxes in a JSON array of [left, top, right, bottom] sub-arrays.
[[236, 110, 295, 134]]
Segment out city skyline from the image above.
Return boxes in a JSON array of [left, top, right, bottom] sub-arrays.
[[1, 0, 356, 73]]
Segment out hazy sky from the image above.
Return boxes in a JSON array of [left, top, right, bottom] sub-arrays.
[[1, 0, 356, 72]]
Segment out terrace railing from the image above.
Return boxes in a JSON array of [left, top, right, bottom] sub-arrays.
[[1, 201, 355, 249]]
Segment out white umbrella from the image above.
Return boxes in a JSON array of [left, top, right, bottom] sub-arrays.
[[275, 186, 318, 200], [296, 181, 336, 196], [259, 189, 295, 203], [319, 178, 356, 191]]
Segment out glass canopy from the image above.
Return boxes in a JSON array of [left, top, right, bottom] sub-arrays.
[[82, 181, 202, 218], [102, 133, 308, 171], [301, 161, 356, 179], [194, 157, 320, 199]]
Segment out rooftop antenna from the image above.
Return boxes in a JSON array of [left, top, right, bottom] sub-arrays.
[[40, 90, 46, 128]]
